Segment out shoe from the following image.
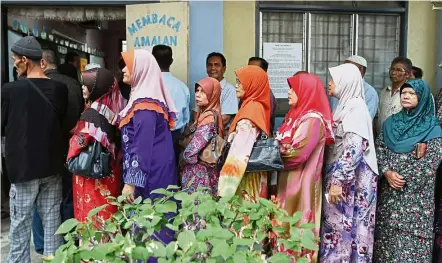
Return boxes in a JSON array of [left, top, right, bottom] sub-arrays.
[[35, 249, 44, 255]]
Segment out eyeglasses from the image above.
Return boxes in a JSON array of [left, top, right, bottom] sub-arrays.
[[389, 68, 406, 73]]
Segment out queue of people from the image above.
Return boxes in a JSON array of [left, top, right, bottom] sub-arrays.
[[3, 35, 442, 263]]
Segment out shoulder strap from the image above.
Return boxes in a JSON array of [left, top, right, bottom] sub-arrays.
[[26, 78, 57, 113], [209, 109, 220, 135]]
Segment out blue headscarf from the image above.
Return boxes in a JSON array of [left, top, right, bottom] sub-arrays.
[[383, 79, 442, 153]]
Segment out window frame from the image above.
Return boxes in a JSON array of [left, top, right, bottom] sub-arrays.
[[255, 1, 408, 117]]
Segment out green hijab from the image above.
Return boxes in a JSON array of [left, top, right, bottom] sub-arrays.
[[383, 79, 442, 153]]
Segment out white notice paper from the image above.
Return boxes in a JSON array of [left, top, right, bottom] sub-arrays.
[[263, 43, 303, 99]]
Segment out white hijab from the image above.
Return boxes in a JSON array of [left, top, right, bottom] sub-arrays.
[[327, 63, 378, 175]]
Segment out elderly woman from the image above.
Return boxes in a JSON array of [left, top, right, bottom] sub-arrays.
[[319, 63, 378, 262], [217, 65, 271, 198], [374, 79, 442, 262], [180, 77, 223, 195]]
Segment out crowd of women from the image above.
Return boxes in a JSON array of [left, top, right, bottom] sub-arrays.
[[69, 47, 442, 263]]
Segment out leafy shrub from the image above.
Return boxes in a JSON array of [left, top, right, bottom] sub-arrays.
[[45, 186, 318, 263]]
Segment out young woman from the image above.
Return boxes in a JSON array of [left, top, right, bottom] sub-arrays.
[[319, 63, 378, 262], [180, 77, 223, 195], [374, 79, 442, 262], [217, 65, 271, 198], [68, 68, 124, 223], [275, 72, 334, 262]]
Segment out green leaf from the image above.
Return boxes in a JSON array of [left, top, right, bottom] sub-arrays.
[[211, 240, 231, 260], [166, 223, 179, 231], [123, 221, 133, 230], [158, 259, 172, 263], [233, 237, 254, 247], [133, 196, 142, 205], [290, 227, 301, 240], [150, 241, 167, 258], [300, 223, 316, 229], [155, 200, 177, 214], [290, 211, 303, 224], [174, 191, 190, 201], [105, 223, 117, 233], [87, 204, 108, 220], [49, 250, 67, 263], [117, 195, 126, 203], [55, 218, 79, 235], [297, 258, 310, 263], [301, 230, 318, 251], [233, 253, 248, 263], [177, 230, 196, 252], [167, 185, 181, 190], [166, 241, 178, 258], [150, 188, 172, 197], [268, 253, 291, 263], [91, 243, 118, 260], [132, 246, 150, 260], [259, 198, 274, 208]]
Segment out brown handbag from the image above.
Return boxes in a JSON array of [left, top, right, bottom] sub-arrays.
[[179, 110, 227, 167]]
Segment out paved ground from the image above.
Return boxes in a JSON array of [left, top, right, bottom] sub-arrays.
[[1, 217, 43, 262]]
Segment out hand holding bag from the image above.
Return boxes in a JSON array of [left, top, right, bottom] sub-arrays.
[[198, 110, 227, 166], [66, 140, 112, 179], [179, 110, 227, 167], [245, 133, 284, 172]]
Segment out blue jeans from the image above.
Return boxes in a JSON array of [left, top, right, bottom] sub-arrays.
[[32, 205, 44, 253]]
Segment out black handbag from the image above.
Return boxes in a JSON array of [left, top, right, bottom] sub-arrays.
[[245, 133, 284, 172], [66, 141, 112, 179]]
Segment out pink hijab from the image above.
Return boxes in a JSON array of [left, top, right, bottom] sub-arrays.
[[119, 49, 177, 129]]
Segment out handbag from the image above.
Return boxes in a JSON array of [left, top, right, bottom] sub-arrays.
[[198, 110, 227, 166], [179, 110, 227, 167], [66, 140, 112, 179], [245, 133, 284, 172]]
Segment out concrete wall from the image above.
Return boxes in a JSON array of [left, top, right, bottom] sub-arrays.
[[223, 1, 256, 84], [189, 1, 223, 110], [407, 1, 439, 92]]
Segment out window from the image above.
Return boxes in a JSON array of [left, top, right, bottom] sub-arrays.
[[260, 10, 402, 114]]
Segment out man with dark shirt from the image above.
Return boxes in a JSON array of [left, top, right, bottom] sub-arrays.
[[58, 51, 81, 83], [27, 49, 84, 254], [1, 36, 68, 262]]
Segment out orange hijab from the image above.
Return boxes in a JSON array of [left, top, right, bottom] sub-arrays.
[[229, 65, 271, 136], [195, 77, 224, 136]]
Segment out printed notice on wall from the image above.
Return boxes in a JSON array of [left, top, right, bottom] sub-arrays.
[[263, 43, 302, 99]]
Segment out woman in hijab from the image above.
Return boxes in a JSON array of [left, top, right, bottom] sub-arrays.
[[373, 79, 442, 263], [319, 63, 378, 262], [67, 68, 124, 223], [119, 49, 178, 245], [218, 65, 271, 198], [180, 77, 223, 195], [275, 72, 334, 262]]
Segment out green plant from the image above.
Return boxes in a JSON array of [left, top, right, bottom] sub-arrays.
[[45, 186, 318, 263]]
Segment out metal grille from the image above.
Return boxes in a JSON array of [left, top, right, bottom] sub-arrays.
[[357, 14, 400, 92], [309, 13, 353, 86]]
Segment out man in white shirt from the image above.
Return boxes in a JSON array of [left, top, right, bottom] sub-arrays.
[[152, 45, 190, 166], [376, 56, 412, 135], [193, 52, 238, 132]]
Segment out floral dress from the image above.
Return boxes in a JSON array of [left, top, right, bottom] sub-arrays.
[[218, 119, 268, 198], [320, 132, 377, 263], [181, 123, 219, 195], [374, 134, 442, 263]]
